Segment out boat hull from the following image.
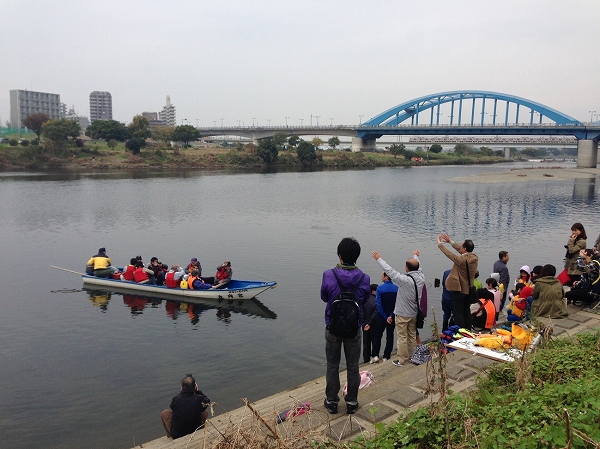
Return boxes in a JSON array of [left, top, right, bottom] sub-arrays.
[[82, 275, 276, 300]]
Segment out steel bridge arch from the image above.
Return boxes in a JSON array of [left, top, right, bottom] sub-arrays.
[[364, 90, 582, 127]]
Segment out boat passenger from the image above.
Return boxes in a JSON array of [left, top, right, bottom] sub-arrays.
[[165, 265, 185, 288], [133, 261, 156, 285], [148, 257, 166, 285], [120, 258, 137, 281], [185, 258, 202, 275], [211, 261, 232, 289], [86, 247, 117, 278], [189, 269, 212, 290]]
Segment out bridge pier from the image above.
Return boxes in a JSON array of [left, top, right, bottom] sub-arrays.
[[504, 147, 511, 159], [576, 139, 598, 168], [351, 137, 376, 152]]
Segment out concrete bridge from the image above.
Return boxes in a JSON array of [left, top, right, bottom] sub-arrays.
[[197, 91, 600, 167]]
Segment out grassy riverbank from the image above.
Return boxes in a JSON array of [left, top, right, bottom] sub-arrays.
[[341, 328, 600, 449], [0, 140, 508, 171]]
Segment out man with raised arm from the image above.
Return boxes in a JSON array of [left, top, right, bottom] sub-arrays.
[[371, 249, 424, 366], [437, 234, 478, 330]]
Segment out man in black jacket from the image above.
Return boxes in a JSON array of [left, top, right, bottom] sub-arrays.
[[161, 374, 210, 439]]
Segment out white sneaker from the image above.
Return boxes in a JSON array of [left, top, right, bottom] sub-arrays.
[[370, 356, 379, 364], [392, 360, 403, 367], [382, 358, 388, 362]]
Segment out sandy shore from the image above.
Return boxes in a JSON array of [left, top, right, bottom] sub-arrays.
[[451, 166, 600, 183]]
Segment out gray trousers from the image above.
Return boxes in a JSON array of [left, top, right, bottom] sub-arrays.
[[325, 328, 361, 405]]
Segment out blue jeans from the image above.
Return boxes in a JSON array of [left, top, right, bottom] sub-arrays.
[[325, 328, 361, 405]]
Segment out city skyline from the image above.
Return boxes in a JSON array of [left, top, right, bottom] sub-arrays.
[[1, 1, 599, 128]]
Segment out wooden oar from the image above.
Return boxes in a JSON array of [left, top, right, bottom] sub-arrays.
[[50, 265, 85, 275]]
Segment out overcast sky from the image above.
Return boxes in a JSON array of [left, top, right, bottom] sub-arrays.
[[1, 0, 599, 127]]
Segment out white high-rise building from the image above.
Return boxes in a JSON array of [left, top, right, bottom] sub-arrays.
[[160, 95, 176, 126], [89, 91, 113, 122], [10, 89, 61, 129]]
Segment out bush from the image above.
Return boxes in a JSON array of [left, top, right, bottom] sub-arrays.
[[9, 139, 18, 146], [75, 138, 85, 148], [20, 139, 29, 147]]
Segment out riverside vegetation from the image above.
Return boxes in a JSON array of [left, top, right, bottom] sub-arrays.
[[0, 135, 508, 171]]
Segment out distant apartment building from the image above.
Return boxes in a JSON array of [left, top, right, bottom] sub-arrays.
[[142, 111, 165, 127], [10, 89, 61, 129], [89, 91, 112, 122], [160, 95, 176, 126], [64, 106, 90, 132]]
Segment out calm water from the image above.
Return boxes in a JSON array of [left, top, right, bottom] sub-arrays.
[[0, 163, 597, 449]]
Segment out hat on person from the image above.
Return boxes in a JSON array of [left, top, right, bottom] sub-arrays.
[[519, 265, 531, 275], [191, 257, 198, 262], [98, 247, 106, 253]]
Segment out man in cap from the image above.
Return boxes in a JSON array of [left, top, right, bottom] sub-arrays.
[[185, 258, 202, 275], [86, 247, 117, 278]]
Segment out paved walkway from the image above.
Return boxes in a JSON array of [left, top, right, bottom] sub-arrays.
[[134, 304, 600, 449]]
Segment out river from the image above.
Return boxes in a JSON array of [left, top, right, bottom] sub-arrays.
[[0, 162, 597, 448]]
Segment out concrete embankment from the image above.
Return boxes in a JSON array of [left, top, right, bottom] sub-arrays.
[[134, 304, 600, 449]]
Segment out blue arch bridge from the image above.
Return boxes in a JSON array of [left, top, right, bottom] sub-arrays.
[[197, 90, 600, 168]]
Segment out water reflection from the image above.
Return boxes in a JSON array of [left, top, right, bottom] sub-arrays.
[[84, 289, 277, 321], [573, 176, 596, 201], [88, 291, 111, 311]]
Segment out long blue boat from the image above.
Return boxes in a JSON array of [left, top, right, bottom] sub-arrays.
[[82, 275, 277, 300]]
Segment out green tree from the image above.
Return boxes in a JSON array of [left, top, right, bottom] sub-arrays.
[[479, 146, 494, 156], [125, 137, 146, 155], [296, 140, 316, 165], [328, 136, 341, 150], [311, 137, 324, 149], [521, 148, 539, 158], [107, 139, 118, 150], [454, 143, 473, 155], [85, 120, 130, 142], [429, 143, 443, 154], [128, 115, 151, 139], [151, 125, 175, 147], [41, 119, 81, 142], [172, 125, 200, 147], [22, 113, 50, 140], [271, 132, 288, 150], [256, 138, 278, 164], [388, 143, 406, 158], [287, 135, 300, 148]]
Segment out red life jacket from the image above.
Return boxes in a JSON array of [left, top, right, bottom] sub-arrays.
[[165, 271, 180, 288], [122, 265, 135, 281], [216, 267, 231, 281], [133, 267, 149, 283]]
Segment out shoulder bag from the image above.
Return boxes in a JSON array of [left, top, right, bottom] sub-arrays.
[[408, 275, 425, 329]]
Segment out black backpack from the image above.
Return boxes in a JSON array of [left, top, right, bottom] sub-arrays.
[[326, 271, 365, 339]]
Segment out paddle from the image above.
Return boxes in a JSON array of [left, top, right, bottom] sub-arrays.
[[50, 266, 86, 275]]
